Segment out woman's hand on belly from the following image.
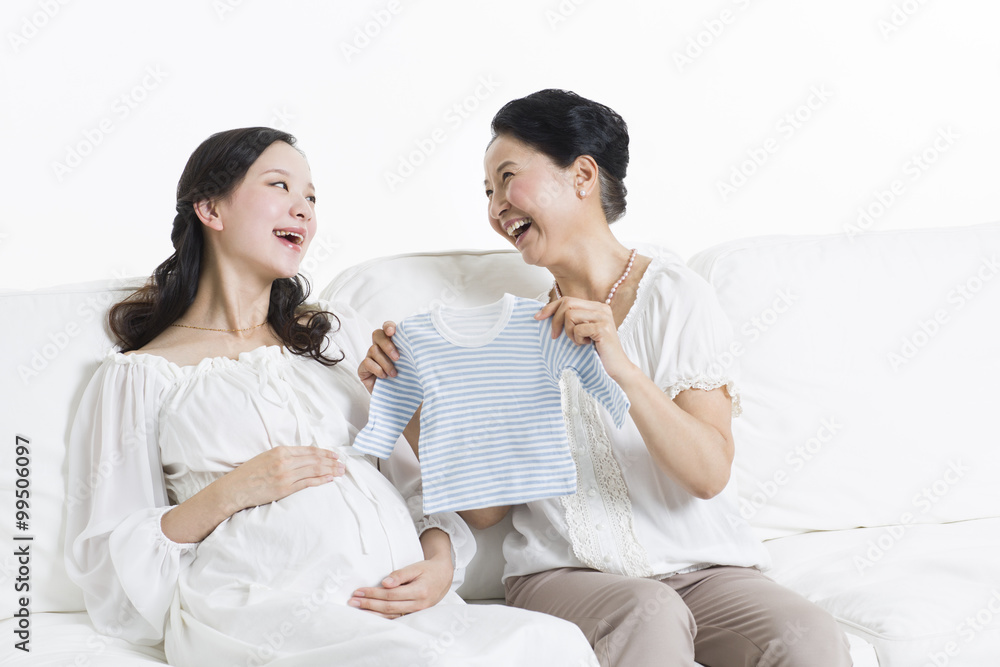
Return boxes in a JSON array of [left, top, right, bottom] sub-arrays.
[[222, 445, 347, 512], [348, 527, 454, 618], [162, 445, 346, 544]]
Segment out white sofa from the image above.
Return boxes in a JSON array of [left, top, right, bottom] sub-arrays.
[[3, 222, 999, 666]]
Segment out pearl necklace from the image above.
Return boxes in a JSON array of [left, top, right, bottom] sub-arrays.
[[553, 248, 637, 305]]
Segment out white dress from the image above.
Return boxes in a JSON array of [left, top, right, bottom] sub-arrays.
[[64, 302, 599, 667]]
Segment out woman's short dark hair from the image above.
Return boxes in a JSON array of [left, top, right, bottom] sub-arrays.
[[109, 127, 342, 366], [490, 89, 629, 222]]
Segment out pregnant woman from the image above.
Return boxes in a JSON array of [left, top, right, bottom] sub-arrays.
[[64, 127, 598, 666]]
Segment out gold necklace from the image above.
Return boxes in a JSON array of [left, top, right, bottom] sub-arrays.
[[170, 320, 268, 333]]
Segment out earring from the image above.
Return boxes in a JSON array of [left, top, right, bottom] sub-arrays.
[[578, 189, 587, 197]]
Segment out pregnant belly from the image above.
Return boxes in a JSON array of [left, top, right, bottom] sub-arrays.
[[183, 463, 425, 606]]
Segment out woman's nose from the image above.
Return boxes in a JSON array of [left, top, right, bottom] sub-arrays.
[[489, 190, 508, 221], [292, 193, 313, 220]]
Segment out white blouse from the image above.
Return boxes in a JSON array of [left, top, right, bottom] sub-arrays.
[[503, 250, 771, 581], [62, 302, 477, 648]]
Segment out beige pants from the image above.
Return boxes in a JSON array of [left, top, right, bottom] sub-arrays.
[[505, 566, 852, 667]]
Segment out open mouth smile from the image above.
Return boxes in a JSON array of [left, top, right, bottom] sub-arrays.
[[273, 229, 305, 251], [504, 217, 534, 245]]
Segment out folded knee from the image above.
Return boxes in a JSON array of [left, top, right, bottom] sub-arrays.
[[758, 616, 851, 667]]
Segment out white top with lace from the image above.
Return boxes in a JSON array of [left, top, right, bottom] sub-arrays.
[[503, 249, 770, 581]]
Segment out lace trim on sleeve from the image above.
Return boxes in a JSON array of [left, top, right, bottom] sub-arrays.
[[663, 377, 742, 418]]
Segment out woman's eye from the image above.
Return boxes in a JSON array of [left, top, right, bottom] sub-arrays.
[[501, 172, 514, 182], [307, 195, 317, 203], [272, 181, 288, 190], [485, 189, 493, 198]]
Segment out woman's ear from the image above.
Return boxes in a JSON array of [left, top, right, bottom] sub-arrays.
[[572, 155, 600, 199], [194, 199, 224, 231]]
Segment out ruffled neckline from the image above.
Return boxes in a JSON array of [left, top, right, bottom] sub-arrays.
[[110, 344, 292, 378]]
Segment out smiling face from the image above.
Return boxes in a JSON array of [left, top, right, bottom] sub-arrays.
[[483, 134, 579, 267], [202, 140, 317, 281]]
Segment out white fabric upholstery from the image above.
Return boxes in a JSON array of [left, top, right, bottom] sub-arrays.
[[1, 279, 141, 619], [1, 613, 166, 666], [6, 225, 998, 664], [763, 519, 1000, 667], [687, 222, 1000, 541], [318, 248, 554, 319], [689, 221, 1000, 665]]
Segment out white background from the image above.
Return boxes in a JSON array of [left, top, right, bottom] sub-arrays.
[[1, 0, 998, 292]]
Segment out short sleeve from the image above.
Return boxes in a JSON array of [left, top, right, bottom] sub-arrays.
[[64, 356, 197, 644], [353, 324, 424, 459], [626, 256, 742, 417]]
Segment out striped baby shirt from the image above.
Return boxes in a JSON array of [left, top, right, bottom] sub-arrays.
[[353, 293, 630, 514]]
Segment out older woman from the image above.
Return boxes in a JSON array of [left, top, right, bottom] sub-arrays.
[[64, 127, 598, 666], [362, 90, 853, 667]]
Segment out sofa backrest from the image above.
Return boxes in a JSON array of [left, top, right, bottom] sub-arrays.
[[318, 249, 554, 317], [1, 279, 141, 618], [689, 221, 1000, 540]]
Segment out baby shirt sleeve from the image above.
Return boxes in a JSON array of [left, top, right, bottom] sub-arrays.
[[352, 324, 425, 459], [540, 321, 630, 427], [64, 356, 197, 645]]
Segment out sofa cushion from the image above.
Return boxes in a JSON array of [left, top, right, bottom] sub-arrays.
[[763, 518, 1000, 667], [1, 612, 166, 665], [688, 222, 1000, 541]]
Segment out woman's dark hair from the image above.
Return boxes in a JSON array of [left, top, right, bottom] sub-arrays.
[[490, 89, 629, 222], [110, 127, 342, 366]]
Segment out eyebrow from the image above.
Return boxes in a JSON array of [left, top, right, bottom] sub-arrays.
[[484, 160, 517, 187], [261, 168, 314, 190]]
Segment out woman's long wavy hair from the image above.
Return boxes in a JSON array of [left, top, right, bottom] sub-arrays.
[[109, 127, 342, 366]]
